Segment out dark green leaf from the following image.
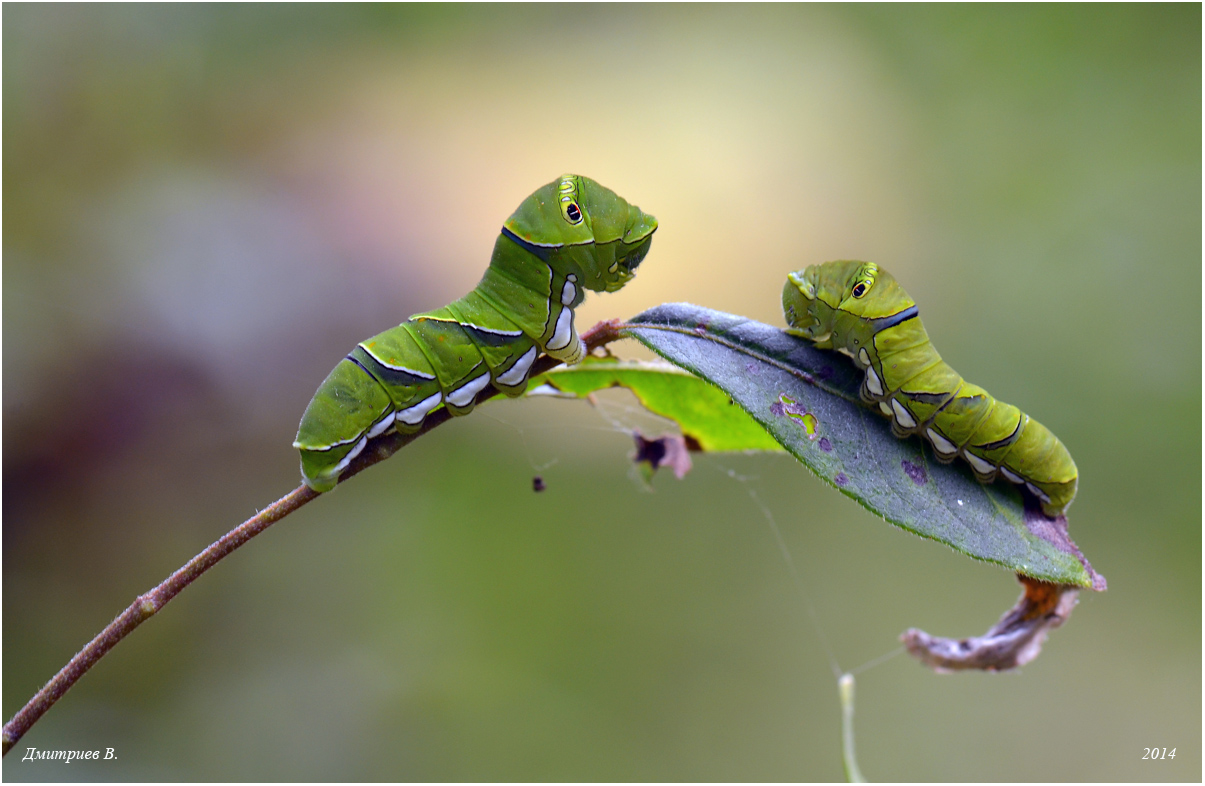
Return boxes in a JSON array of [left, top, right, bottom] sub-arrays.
[[622, 304, 1103, 590]]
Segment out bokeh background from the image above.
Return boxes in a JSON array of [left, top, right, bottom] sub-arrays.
[[4, 4, 1199, 781]]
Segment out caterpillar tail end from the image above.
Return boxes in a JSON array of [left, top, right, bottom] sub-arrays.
[[1038, 495, 1073, 520], [299, 454, 340, 493], [1031, 475, 1077, 519], [298, 435, 371, 493]]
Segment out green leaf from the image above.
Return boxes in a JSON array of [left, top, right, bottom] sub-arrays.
[[531, 358, 784, 453], [621, 303, 1104, 590]]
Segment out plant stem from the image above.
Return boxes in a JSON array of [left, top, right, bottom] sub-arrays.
[[2, 319, 627, 756], [2, 484, 317, 756], [839, 673, 866, 783]]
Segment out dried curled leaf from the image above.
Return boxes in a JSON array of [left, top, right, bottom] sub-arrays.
[[901, 575, 1079, 671]]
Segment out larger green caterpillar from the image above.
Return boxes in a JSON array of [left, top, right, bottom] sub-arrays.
[[782, 261, 1077, 518], [295, 175, 657, 492]]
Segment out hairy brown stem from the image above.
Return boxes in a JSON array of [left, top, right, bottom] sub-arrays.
[[2, 318, 628, 756]]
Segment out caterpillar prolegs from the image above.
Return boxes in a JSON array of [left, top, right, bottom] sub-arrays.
[[294, 175, 657, 492], [782, 261, 1077, 518]]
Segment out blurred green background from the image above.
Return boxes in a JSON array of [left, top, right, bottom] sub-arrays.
[[4, 4, 1199, 781]]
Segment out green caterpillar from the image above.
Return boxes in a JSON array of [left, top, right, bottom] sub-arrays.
[[782, 261, 1077, 518], [295, 175, 657, 492]]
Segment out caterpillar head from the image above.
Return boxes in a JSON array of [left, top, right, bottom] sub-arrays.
[[783, 261, 914, 343], [504, 174, 658, 293]]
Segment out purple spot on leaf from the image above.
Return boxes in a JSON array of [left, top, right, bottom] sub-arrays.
[[818, 437, 832, 452], [769, 402, 785, 417], [745, 362, 759, 374], [901, 459, 928, 485], [835, 472, 849, 486]]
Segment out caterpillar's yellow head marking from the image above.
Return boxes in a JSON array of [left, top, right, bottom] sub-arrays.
[[836, 261, 914, 321], [851, 263, 877, 299], [557, 176, 584, 225]]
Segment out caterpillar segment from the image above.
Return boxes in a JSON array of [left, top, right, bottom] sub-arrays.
[[783, 260, 1077, 518], [295, 175, 657, 492]]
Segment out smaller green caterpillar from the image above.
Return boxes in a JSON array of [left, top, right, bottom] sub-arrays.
[[295, 175, 657, 492], [783, 261, 1077, 518]]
